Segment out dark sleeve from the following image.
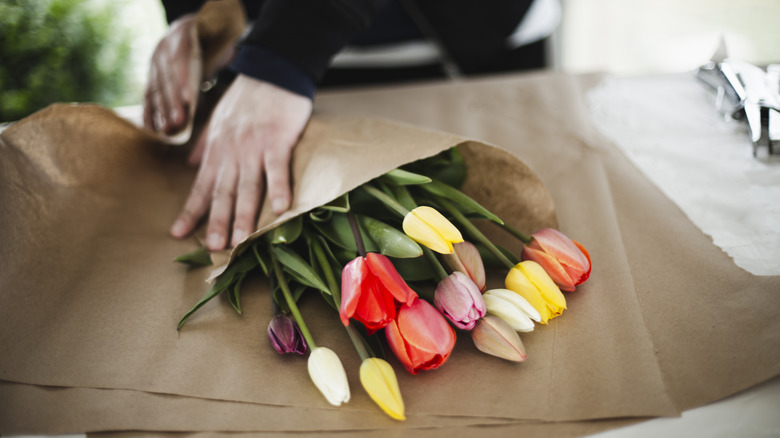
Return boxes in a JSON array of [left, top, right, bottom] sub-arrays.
[[160, 0, 208, 23], [231, 0, 386, 95]]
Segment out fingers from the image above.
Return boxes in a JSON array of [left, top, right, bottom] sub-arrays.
[[205, 160, 239, 250], [142, 15, 196, 134], [231, 156, 263, 247], [264, 139, 294, 215], [170, 169, 214, 241]]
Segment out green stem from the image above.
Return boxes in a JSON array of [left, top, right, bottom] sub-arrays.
[[362, 184, 411, 218], [423, 246, 449, 281], [347, 210, 367, 258], [345, 325, 370, 361], [271, 256, 317, 349], [438, 197, 515, 270], [500, 222, 532, 244], [310, 235, 370, 361]]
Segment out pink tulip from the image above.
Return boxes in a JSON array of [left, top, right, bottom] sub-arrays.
[[434, 272, 486, 330], [442, 241, 486, 292]]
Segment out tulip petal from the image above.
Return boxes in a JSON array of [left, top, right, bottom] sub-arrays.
[[365, 252, 417, 305], [471, 316, 527, 362], [483, 289, 538, 332], [523, 246, 576, 291], [535, 229, 590, 273], [360, 358, 406, 420], [413, 206, 464, 244], [519, 261, 566, 317], [485, 288, 541, 322], [402, 211, 452, 254], [387, 300, 456, 374], [340, 257, 368, 326], [353, 274, 397, 333], [443, 241, 487, 292], [308, 347, 351, 406], [505, 265, 550, 323]]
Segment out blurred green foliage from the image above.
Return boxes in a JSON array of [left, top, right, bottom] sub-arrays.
[[0, 0, 133, 122]]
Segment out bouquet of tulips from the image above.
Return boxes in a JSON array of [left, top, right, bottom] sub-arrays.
[[176, 147, 591, 420]]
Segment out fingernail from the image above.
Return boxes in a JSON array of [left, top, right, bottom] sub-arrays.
[[272, 198, 288, 214], [207, 233, 224, 250], [171, 219, 188, 237]]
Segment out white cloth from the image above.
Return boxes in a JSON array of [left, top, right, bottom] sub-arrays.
[[587, 73, 780, 276]]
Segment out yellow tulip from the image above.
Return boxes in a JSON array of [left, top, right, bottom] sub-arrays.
[[359, 357, 406, 420], [505, 260, 566, 324], [402, 206, 463, 254]]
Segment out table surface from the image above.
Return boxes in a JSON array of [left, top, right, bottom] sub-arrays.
[[4, 72, 779, 438]]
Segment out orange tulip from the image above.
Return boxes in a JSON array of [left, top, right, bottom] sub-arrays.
[[523, 228, 591, 292]]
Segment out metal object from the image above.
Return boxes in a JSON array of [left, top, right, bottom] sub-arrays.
[[696, 40, 780, 156]]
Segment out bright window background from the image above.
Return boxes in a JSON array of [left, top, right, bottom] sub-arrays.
[[555, 0, 780, 74]]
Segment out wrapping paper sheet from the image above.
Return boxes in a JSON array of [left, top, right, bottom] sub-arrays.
[[1, 70, 779, 437]]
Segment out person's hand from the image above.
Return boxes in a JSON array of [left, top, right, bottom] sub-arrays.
[[170, 74, 313, 250], [143, 14, 198, 134]]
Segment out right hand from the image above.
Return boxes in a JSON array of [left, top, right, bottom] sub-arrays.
[[143, 13, 198, 135]]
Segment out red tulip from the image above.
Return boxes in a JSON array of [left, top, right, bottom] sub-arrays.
[[340, 252, 418, 333], [522, 228, 591, 292], [385, 299, 456, 374]]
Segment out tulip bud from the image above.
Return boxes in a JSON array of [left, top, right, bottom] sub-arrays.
[[471, 316, 527, 362], [505, 261, 566, 324], [442, 241, 486, 291], [360, 358, 406, 421], [434, 272, 486, 330], [267, 314, 307, 354], [482, 288, 540, 332], [402, 206, 463, 254], [307, 347, 351, 406], [523, 228, 591, 291]]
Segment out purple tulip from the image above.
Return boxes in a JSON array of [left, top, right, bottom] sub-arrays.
[[267, 314, 307, 354]]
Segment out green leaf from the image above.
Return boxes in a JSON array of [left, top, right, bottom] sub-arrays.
[[227, 272, 246, 314], [173, 246, 212, 266], [177, 254, 258, 329], [311, 213, 379, 254], [357, 214, 422, 258], [387, 183, 418, 212], [380, 168, 432, 185], [274, 282, 308, 313], [391, 256, 436, 282], [403, 147, 467, 188], [309, 209, 332, 222], [269, 245, 331, 295], [320, 194, 350, 212], [269, 216, 303, 244], [420, 180, 504, 224], [251, 242, 270, 277]]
